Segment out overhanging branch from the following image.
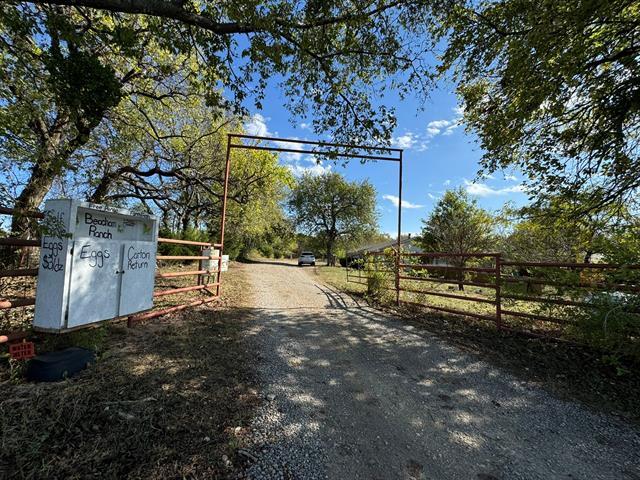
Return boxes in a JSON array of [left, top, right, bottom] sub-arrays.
[[22, 0, 256, 34]]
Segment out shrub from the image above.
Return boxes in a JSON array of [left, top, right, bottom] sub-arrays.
[[365, 257, 394, 303], [258, 243, 273, 258], [571, 292, 640, 369]]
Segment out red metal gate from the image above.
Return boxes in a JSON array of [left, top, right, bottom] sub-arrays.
[[2, 134, 404, 343]]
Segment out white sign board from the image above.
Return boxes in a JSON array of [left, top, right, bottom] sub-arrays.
[[201, 248, 229, 273], [34, 199, 158, 332]]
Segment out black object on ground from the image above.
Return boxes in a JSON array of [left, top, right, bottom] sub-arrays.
[[26, 347, 95, 382]]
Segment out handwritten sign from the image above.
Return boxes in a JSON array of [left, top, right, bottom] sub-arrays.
[[119, 241, 156, 315], [75, 207, 153, 242], [41, 239, 64, 272]]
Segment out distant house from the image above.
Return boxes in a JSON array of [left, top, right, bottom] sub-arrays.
[[343, 235, 423, 268], [343, 235, 453, 269]]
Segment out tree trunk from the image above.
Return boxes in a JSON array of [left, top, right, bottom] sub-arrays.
[[457, 258, 465, 291], [326, 237, 335, 266], [12, 111, 102, 238], [89, 171, 116, 203], [181, 211, 191, 235], [11, 153, 60, 238]]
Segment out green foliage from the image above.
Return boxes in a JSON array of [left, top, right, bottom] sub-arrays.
[[220, 152, 294, 260], [365, 251, 395, 304], [435, 0, 640, 210], [419, 188, 495, 257], [500, 192, 640, 263], [258, 243, 274, 259], [44, 48, 122, 128], [289, 172, 377, 266], [157, 227, 212, 258], [571, 293, 640, 367]]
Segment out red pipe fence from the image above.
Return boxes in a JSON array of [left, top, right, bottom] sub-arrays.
[[347, 251, 640, 343]]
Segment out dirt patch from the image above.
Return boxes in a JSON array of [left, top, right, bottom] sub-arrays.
[[0, 262, 260, 479]]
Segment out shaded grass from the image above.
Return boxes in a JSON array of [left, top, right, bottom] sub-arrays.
[[0, 263, 259, 479]]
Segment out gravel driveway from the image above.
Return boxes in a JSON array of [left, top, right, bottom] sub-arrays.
[[236, 260, 640, 480]]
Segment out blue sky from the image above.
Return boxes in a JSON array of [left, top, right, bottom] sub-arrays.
[[243, 81, 529, 237]]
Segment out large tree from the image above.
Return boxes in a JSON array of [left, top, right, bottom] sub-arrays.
[[435, 0, 640, 213], [419, 188, 495, 289], [288, 172, 377, 266], [500, 192, 639, 264], [0, 5, 207, 235]]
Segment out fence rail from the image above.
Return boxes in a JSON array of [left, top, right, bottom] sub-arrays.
[[346, 250, 640, 344]]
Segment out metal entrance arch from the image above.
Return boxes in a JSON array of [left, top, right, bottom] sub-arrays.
[[216, 133, 404, 303]]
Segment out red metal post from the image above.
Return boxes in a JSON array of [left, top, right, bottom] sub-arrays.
[[216, 135, 232, 297], [396, 150, 403, 306], [495, 253, 502, 330]]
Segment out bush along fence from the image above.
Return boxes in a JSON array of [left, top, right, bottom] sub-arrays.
[[346, 251, 640, 359], [0, 206, 223, 348]]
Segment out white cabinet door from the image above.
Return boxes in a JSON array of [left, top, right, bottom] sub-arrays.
[[119, 241, 156, 315], [67, 240, 122, 328]]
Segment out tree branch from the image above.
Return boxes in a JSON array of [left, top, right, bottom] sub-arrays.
[[23, 0, 256, 34]]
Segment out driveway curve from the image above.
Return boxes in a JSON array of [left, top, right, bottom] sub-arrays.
[[236, 260, 640, 480]]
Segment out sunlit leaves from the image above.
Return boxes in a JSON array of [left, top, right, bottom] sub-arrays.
[[435, 0, 640, 211]]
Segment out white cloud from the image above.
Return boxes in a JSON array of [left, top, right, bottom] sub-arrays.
[[454, 105, 465, 116], [274, 138, 304, 162], [289, 162, 331, 177], [416, 141, 430, 152], [463, 179, 524, 197], [428, 119, 453, 129], [425, 107, 464, 139], [427, 193, 439, 200], [244, 113, 270, 137], [299, 122, 310, 130], [392, 132, 416, 149], [442, 122, 460, 136], [383, 194, 424, 209], [425, 118, 461, 138], [443, 179, 451, 186], [504, 174, 518, 182]]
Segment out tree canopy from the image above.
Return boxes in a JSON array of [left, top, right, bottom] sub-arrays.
[[419, 188, 495, 255], [435, 0, 640, 212], [14, 0, 437, 144], [288, 172, 377, 265], [2, 0, 638, 240]]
